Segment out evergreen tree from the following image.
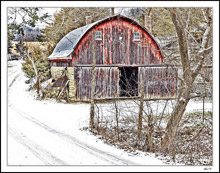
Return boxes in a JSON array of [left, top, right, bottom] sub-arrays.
[[7, 40, 13, 55], [36, 28, 47, 42], [7, 25, 15, 55], [22, 44, 50, 82], [15, 39, 28, 57]]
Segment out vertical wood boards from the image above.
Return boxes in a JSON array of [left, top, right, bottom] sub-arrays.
[[75, 67, 119, 100], [139, 67, 178, 99], [75, 66, 177, 101], [72, 19, 163, 66]]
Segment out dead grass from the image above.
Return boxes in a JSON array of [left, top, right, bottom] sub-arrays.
[[82, 109, 213, 165]]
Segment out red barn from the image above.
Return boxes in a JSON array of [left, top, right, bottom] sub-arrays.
[[48, 15, 177, 101]]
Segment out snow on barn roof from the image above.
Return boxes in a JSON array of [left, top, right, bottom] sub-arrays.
[[47, 22, 97, 60], [48, 14, 163, 60]]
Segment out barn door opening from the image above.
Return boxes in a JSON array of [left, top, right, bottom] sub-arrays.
[[119, 67, 138, 97]]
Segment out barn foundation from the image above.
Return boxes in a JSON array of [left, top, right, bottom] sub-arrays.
[[66, 67, 76, 102]]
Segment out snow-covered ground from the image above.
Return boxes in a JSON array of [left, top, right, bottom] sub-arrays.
[[6, 60, 214, 172], [7, 60, 167, 166]]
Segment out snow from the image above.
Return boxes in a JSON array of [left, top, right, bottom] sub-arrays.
[[7, 60, 166, 167], [95, 98, 212, 122], [186, 100, 212, 113], [5, 60, 214, 172], [8, 135, 44, 165]]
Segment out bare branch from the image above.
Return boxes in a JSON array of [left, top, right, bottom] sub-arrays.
[[168, 8, 190, 81]]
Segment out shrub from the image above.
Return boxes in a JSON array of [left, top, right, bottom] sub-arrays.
[[22, 43, 51, 83]]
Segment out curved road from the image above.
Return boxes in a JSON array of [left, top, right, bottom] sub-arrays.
[[8, 61, 138, 165]]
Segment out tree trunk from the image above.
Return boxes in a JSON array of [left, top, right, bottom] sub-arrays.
[[114, 100, 120, 141], [160, 8, 212, 153], [27, 52, 41, 95], [36, 73, 40, 94], [161, 87, 191, 152], [146, 113, 154, 152], [138, 71, 144, 140], [90, 100, 95, 129], [90, 31, 96, 130], [111, 8, 115, 16]]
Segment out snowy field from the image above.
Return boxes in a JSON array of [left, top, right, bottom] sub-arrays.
[[7, 60, 213, 168]]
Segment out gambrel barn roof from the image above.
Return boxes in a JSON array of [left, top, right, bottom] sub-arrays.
[[48, 14, 164, 60]]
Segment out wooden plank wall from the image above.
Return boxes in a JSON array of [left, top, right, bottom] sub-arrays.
[[139, 67, 178, 99], [75, 66, 177, 101], [75, 67, 119, 100], [72, 19, 163, 66]]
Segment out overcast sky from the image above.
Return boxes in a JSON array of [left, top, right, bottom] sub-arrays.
[[7, 7, 131, 29], [8, 8, 61, 29]]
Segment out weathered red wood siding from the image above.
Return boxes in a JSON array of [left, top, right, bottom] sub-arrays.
[[72, 18, 163, 66], [75, 67, 119, 100], [70, 17, 177, 100], [75, 66, 177, 100], [139, 67, 178, 99]]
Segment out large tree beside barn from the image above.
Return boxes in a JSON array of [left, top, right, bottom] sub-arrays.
[[160, 7, 212, 153]]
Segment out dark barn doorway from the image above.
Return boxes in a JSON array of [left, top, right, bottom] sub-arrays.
[[119, 67, 138, 97]]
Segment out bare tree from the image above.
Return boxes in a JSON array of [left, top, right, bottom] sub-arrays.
[[161, 8, 212, 152]]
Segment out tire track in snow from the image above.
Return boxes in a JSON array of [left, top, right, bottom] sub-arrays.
[[8, 72, 23, 91], [8, 69, 19, 77], [10, 105, 137, 165], [8, 127, 68, 165], [8, 72, 24, 107], [9, 73, 21, 88]]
